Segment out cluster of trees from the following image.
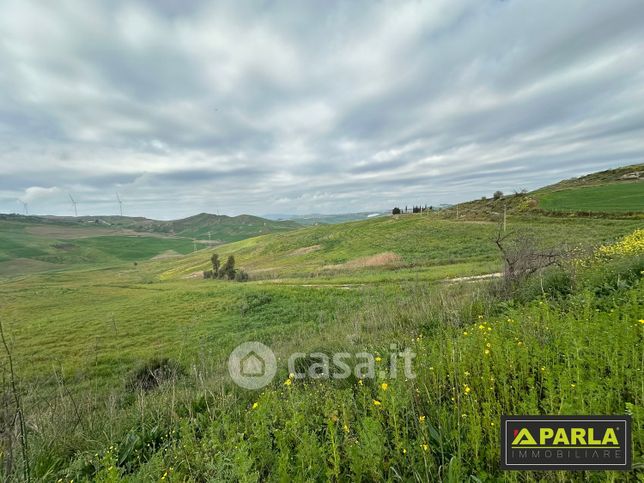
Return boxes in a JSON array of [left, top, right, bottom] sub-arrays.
[[392, 205, 433, 215], [203, 254, 249, 282]]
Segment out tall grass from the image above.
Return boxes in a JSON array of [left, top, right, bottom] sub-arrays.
[[3, 248, 638, 481]]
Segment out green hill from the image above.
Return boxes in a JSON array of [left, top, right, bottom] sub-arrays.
[[537, 182, 643, 212], [161, 214, 641, 283], [1, 216, 641, 480], [445, 163, 643, 218], [40, 212, 300, 242], [1, 167, 642, 480], [0, 212, 300, 277]]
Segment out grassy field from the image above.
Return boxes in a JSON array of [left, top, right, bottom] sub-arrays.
[[0, 218, 207, 277], [0, 207, 642, 480], [60, 212, 301, 242], [538, 182, 643, 213], [441, 164, 643, 219], [160, 215, 642, 281]]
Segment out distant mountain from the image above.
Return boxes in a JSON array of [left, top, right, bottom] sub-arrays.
[[0, 212, 302, 276], [1, 212, 301, 244], [264, 212, 386, 225], [138, 213, 301, 242], [34, 213, 301, 243]]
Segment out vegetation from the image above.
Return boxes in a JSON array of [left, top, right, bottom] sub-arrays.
[[0, 217, 206, 277], [443, 163, 643, 218], [161, 215, 641, 281], [0, 223, 640, 481], [0, 212, 302, 277], [0, 169, 642, 480], [538, 182, 644, 213]]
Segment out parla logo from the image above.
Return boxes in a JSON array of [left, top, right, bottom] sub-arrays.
[[501, 416, 631, 470], [511, 426, 620, 447]]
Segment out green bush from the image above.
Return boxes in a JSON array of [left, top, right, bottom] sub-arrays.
[[125, 358, 184, 392]]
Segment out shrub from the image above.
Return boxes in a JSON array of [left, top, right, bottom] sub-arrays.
[[239, 293, 272, 315], [211, 253, 220, 274], [392, 207, 401, 215], [235, 270, 249, 282], [126, 358, 184, 392], [219, 255, 236, 280], [493, 190, 503, 200], [494, 228, 564, 294], [203, 270, 213, 279]]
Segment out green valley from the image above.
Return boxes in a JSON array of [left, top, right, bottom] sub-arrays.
[[0, 168, 642, 480]]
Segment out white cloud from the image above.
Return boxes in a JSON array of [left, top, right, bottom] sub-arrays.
[[21, 186, 63, 203], [0, 0, 643, 218]]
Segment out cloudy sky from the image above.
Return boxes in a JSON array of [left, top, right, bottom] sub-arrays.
[[1, 0, 643, 219]]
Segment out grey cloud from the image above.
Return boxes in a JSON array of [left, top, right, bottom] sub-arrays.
[[0, 0, 643, 218]]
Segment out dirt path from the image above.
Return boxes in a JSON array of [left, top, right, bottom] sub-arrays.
[[442, 272, 503, 283], [256, 272, 503, 289]]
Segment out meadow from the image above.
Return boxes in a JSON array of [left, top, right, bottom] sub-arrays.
[[537, 183, 643, 213], [0, 218, 207, 278], [0, 210, 642, 481]]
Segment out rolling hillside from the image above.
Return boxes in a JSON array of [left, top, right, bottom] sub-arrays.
[[537, 182, 643, 212], [39, 212, 300, 241], [1, 167, 642, 480], [445, 163, 643, 218], [1, 206, 641, 481], [0, 212, 299, 277], [266, 212, 386, 225], [160, 214, 642, 283]]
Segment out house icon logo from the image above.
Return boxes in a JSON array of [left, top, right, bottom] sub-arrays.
[[228, 341, 276, 389], [241, 351, 265, 376]]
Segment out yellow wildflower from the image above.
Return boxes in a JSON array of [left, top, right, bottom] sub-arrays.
[[596, 229, 644, 257], [284, 378, 292, 386], [373, 399, 382, 406], [419, 415, 426, 423], [252, 402, 258, 409], [381, 382, 389, 391], [421, 443, 429, 452]]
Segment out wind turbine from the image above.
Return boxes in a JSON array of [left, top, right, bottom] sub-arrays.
[[68, 193, 78, 217], [18, 199, 28, 215], [116, 192, 123, 216]]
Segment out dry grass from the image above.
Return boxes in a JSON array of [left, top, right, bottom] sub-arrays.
[[323, 252, 402, 271], [151, 250, 182, 260], [290, 244, 321, 255], [0, 258, 62, 277]]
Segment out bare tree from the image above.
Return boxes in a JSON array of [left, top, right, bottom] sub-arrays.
[[494, 225, 562, 286]]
